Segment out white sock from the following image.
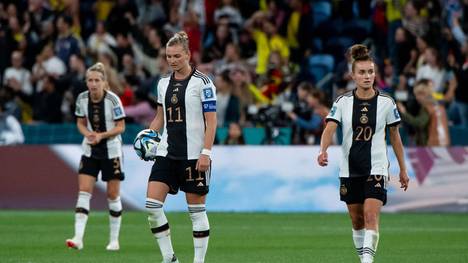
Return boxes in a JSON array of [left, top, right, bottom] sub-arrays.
[[108, 197, 122, 243], [146, 198, 175, 262], [189, 204, 210, 263], [352, 228, 365, 261], [362, 229, 379, 263], [74, 191, 91, 241]]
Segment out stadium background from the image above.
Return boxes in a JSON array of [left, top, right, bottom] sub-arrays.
[[0, 0, 467, 262]]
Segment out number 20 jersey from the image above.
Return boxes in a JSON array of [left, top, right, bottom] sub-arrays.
[[156, 69, 217, 160], [326, 89, 401, 178]]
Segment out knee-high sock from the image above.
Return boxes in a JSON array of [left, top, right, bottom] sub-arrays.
[[362, 229, 379, 263], [108, 197, 122, 242], [146, 198, 175, 262], [352, 228, 365, 261], [189, 204, 210, 263], [74, 191, 91, 240]]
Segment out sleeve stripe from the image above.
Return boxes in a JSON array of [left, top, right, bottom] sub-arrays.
[[325, 118, 340, 124], [194, 71, 210, 85], [387, 120, 401, 127]]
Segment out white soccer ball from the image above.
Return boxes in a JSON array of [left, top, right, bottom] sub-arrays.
[[133, 129, 160, 161]]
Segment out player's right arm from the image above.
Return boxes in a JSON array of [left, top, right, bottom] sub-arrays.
[[76, 117, 95, 143], [317, 97, 342, 166], [318, 121, 338, 166], [149, 106, 164, 132]]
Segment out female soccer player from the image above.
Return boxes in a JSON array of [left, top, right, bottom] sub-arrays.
[[66, 62, 126, 251], [145, 31, 217, 263], [317, 45, 410, 263]]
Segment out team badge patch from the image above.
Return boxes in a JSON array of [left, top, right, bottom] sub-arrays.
[[330, 106, 337, 116], [203, 87, 214, 99], [394, 108, 400, 119], [171, 94, 178, 104], [114, 107, 123, 117], [340, 184, 347, 195]]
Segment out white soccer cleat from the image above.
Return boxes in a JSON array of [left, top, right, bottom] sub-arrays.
[[66, 238, 83, 250], [162, 255, 179, 263], [106, 241, 120, 251]]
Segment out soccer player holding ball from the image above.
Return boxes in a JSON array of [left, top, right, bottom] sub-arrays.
[[66, 62, 126, 251], [317, 45, 410, 263], [144, 31, 217, 263]]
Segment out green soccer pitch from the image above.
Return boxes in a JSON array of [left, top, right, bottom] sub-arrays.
[[1, 211, 467, 263]]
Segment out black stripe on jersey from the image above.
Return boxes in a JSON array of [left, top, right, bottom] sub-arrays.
[[105, 93, 120, 107], [334, 90, 353, 103], [325, 118, 340, 124], [378, 92, 396, 105], [194, 70, 210, 83], [387, 120, 401, 127], [165, 74, 190, 159], [348, 93, 378, 176], [87, 94, 109, 159], [193, 71, 210, 85]]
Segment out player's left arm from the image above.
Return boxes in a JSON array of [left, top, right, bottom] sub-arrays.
[[387, 100, 410, 191], [197, 81, 217, 172]]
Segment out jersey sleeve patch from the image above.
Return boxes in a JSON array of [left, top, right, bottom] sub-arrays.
[[202, 100, 216, 112], [203, 87, 214, 100], [113, 106, 125, 119]]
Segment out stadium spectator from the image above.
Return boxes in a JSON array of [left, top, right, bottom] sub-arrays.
[[0, 95, 24, 145], [318, 45, 409, 263], [66, 62, 126, 251], [3, 51, 33, 96], [32, 75, 63, 123], [87, 21, 117, 56], [215, 69, 240, 127], [222, 122, 245, 145], [55, 14, 81, 65], [124, 89, 156, 127]]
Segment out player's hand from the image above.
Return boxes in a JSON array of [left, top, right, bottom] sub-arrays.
[[93, 133, 103, 145], [86, 132, 96, 145], [399, 170, 410, 191], [317, 151, 328, 166], [196, 154, 210, 172]]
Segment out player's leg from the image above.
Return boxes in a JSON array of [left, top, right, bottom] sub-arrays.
[[182, 160, 211, 263], [340, 177, 366, 262], [147, 157, 179, 263], [186, 193, 209, 263], [102, 157, 125, 251], [361, 175, 386, 263], [66, 173, 96, 250], [106, 179, 122, 251], [347, 204, 365, 262]]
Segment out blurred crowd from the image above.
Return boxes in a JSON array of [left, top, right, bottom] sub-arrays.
[[1, 0, 468, 146]]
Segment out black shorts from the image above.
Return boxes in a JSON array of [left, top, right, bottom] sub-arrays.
[[339, 175, 387, 205], [79, 155, 125, 181], [149, 156, 210, 195]]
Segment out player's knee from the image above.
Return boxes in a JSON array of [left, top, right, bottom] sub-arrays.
[[76, 191, 92, 212], [188, 204, 209, 232], [364, 211, 378, 228], [108, 196, 122, 217], [146, 198, 167, 227], [350, 213, 365, 229]]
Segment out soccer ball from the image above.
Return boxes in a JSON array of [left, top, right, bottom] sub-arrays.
[[133, 129, 160, 161]]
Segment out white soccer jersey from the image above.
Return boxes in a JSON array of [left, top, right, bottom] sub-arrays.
[[156, 69, 217, 160], [75, 90, 125, 159], [326, 89, 401, 178]]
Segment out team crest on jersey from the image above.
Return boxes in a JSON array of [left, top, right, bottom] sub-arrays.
[[203, 87, 213, 99], [360, 114, 368, 124], [340, 184, 347, 195], [330, 106, 337, 116], [171, 94, 178, 104]]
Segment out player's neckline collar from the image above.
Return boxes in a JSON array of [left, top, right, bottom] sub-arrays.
[[354, 88, 378, 100]]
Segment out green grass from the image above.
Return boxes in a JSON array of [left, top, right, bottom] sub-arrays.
[[0, 211, 467, 263]]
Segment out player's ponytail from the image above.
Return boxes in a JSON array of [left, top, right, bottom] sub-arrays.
[[349, 44, 373, 72], [166, 31, 190, 53]]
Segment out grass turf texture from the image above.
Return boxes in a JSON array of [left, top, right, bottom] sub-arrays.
[[0, 211, 467, 263]]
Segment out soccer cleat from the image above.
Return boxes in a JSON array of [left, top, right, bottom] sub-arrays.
[[106, 241, 120, 251], [66, 238, 83, 250], [162, 254, 179, 263]]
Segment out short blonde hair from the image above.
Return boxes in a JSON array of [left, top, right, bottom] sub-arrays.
[[166, 31, 189, 52]]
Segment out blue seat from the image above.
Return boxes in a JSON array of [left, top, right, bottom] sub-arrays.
[[324, 36, 355, 62], [341, 19, 372, 42], [308, 54, 335, 72], [308, 64, 329, 83], [312, 1, 332, 27]]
